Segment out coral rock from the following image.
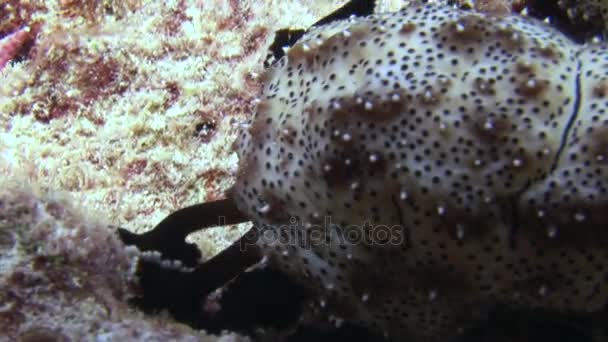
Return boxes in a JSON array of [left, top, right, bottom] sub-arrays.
[[0, 183, 247, 342]]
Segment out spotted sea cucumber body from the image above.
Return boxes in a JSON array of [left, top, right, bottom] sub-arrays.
[[232, 1, 608, 340]]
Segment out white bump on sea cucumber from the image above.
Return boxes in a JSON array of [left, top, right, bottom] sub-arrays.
[[437, 205, 446, 216], [483, 119, 494, 130], [456, 224, 465, 240], [258, 203, 271, 214], [512, 158, 523, 167]]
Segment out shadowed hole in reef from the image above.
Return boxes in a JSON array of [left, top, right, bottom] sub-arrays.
[[127, 255, 600, 341], [129, 260, 309, 333], [128, 257, 387, 341], [517, 0, 605, 42], [194, 267, 309, 333]]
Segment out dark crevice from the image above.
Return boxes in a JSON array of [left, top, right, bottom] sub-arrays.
[[311, 0, 376, 27], [522, 0, 606, 43], [124, 229, 263, 325], [196, 267, 310, 334], [551, 59, 583, 173], [129, 261, 311, 334], [266, 0, 376, 67], [117, 198, 250, 267]]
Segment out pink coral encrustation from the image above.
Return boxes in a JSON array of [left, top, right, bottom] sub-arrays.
[[0, 26, 32, 71]]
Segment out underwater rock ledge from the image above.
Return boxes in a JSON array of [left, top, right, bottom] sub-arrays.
[[0, 181, 249, 342]]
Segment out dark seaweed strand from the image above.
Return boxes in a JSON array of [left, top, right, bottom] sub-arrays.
[[266, 28, 307, 68], [266, 0, 376, 66], [312, 0, 376, 27], [117, 198, 249, 266]]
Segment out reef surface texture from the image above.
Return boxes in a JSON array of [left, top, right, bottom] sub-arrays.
[[0, 0, 348, 257], [0, 0, 344, 341]]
